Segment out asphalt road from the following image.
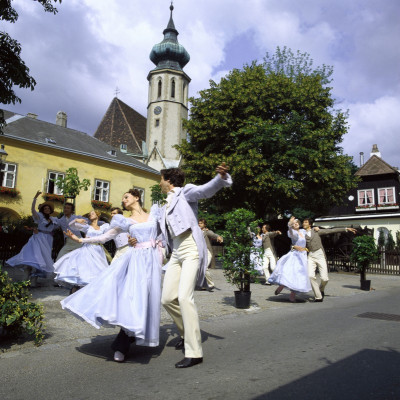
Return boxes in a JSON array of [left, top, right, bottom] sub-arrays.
[[1, 278, 399, 400]]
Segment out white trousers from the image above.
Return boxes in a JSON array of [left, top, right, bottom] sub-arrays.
[[308, 248, 329, 300], [262, 248, 276, 280], [161, 232, 203, 358], [204, 249, 214, 288], [56, 238, 82, 261]]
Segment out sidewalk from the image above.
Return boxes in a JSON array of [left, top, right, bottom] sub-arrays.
[[2, 264, 400, 355]]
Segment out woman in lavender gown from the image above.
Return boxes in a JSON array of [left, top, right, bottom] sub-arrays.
[[6, 190, 59, 286], [268, 216, 311, 302], [61, 189, 164, 363]]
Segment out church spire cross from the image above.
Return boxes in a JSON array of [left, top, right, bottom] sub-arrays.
[[114, 87, 120, 98]]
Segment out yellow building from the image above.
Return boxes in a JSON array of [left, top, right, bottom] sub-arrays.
[[0, 110, 160, 221]]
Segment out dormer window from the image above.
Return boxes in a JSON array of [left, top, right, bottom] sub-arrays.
[[107, 150, 117, 157], [46, 138, 56, 144], [120, 144, 127, 153], [378, 187, 395, 204]]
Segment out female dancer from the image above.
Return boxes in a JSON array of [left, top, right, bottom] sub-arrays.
[[53, 209, 110, 292], [6, 190, 59, 286], [61, 189, 163, 362], [268, 216, 311, 302], [249, 226, 264, 275]]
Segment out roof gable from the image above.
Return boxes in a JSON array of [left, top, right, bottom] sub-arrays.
[[355, 155, 398, 176], [94, 97, 146, 155]]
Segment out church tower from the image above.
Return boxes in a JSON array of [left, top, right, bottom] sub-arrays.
[[146, 3, 191, 170]]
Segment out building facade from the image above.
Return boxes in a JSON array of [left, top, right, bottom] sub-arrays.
[[0, 110, 159, 221], [315, 145, 400, 242]]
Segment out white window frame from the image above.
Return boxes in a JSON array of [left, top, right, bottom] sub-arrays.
[[357, 189, 374, 206], [94, 179, 110, 202], [47, 171, 64, 195], [378, 187, 396, 205], [1, 162, 17, 188]]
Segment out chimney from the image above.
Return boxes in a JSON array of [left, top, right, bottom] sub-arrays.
[[56, 111, 67, 128], [370, 144, 381, 158], [27, 113, 38, 119], [360, 152, 364, 167]]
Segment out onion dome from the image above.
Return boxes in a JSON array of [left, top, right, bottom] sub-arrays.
[[149, 4, 190, 71]]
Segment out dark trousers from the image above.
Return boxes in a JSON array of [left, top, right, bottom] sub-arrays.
[[111, 329, 135, 355]]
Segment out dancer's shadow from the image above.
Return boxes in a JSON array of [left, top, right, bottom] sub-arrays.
[[76, 328, 170, 364], [163, 323, 225, 354], [267, 295, 308, 303], [342, 284, 360, 289]]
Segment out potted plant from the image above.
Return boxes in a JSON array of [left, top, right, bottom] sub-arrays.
[[221, 208, 262, 309], [350, 235, 380, 291], [54, 167, 91, 202]]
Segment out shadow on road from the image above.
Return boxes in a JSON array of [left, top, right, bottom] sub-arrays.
[[252, 348, 400, 400]]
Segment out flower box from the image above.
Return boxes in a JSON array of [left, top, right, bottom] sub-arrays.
[[377, 205, 399, 210], [42, 193, 65, 203], [91, 200, 112, 210], [0, 186, 20, 197], [356, 206, 376, 212]]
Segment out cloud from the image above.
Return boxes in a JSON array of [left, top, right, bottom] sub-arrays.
[[2, 0, 399, 166], [343, 96, 400, 167]]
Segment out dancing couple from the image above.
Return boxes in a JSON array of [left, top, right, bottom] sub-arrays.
[[61, 163, 232, 368], [269, 216, 356, 302]]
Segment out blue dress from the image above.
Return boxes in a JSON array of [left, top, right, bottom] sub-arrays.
[[268, 227, 311, 293], [6, 212, 59, 275], [61, 205, 163, 347]]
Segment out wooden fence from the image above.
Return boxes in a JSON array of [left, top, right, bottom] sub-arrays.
[[325, 247, 400, 275]]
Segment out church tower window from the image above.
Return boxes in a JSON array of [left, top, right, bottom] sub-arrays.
[[171, 79, 176, 98]]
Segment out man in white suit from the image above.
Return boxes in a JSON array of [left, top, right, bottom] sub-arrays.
[[160, 163, 232, 368]]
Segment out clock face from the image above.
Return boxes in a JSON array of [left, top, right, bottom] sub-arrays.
[[154, 106, 162, 115]]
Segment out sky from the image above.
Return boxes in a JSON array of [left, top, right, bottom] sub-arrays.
[[2, 0, 400, 168]]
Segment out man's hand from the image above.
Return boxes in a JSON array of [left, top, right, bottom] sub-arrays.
[[275, 230, 282, 235], [64, 229, 81, 243], [216, 162, 229, 179], [74, 218, 87, 224], [347, 228, 357, 234], [217, 236, 223, 243], [313, 227, 320, 232], [128, 235, 137, 247]]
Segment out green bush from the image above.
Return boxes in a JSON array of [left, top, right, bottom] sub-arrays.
[[350, 235, 380, 281], [221, 208, 262, 291], [0, 267, 45, 345]]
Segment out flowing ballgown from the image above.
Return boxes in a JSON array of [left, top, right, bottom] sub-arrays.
[[6, 212, 59, 275], [268, 227, 311, 293], [61, 205, 163, 347], [53, 221, 110, 287]]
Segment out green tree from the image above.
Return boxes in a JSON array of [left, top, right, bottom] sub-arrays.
[[0, 0, 62, 132], [178, 47, 358, 218], [377, 229, 386, 249], [386, 231, 395, 251], [150, 184, 166, 205]]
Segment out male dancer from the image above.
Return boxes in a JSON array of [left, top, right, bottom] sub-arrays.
[[303, 218, 356, 302], [160, 163, 232, 368], [56, 203, 85, 260], [261, 224, 281, 285], [198, 218, 223, 290]]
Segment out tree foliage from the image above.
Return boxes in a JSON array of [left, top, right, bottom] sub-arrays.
[[0, 0, 62, 132], [178, 47, 358, 218]]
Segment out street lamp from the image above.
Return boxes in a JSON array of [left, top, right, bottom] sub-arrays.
[[0, 144, 8, 185]]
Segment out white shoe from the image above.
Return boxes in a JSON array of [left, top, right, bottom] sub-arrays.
[[114, 351, 125, 363]]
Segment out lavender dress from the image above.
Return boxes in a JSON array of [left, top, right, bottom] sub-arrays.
[[268, 227, 311, 293], [6, 212, 59, 275], [61, 205, 163, 347]]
